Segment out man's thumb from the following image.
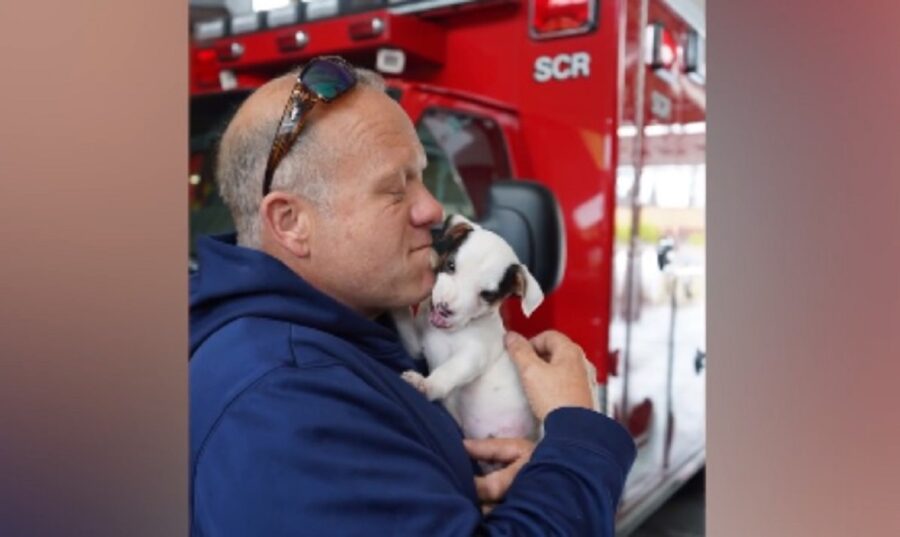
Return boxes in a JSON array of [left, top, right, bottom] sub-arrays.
[[505, 331, 538, 371]]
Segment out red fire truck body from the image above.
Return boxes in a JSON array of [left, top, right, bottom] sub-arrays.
[[189, 0, 706, 532]]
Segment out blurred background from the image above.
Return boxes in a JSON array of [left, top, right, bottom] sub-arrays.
[[188, 0, 706, 534]]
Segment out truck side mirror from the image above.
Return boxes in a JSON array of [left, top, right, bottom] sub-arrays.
[[477, 180, 566, 294]]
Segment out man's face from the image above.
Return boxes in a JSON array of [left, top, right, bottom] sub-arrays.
[[306, 88, 443, 317]]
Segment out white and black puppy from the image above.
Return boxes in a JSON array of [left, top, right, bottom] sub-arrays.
[[397, 215, 546, 441]]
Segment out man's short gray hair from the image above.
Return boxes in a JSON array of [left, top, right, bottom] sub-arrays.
[[216, 66, 385, 248]]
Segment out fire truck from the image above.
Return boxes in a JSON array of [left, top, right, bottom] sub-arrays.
[[189, 0, 706, 532]]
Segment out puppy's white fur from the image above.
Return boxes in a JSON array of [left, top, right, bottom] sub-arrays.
[[397, 215, 545, 441]]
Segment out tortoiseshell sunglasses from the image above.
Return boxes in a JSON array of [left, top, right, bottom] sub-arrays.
[[261, 56, 358, 196]]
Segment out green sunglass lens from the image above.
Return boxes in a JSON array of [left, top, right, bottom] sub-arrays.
[[301, 58, 357, 102]]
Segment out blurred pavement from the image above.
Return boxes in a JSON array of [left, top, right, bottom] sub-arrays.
[[630, 468, 705, 537]]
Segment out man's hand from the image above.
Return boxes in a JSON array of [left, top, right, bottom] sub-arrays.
[[464, 437, 535, 514], [505, 331, 596, 421]]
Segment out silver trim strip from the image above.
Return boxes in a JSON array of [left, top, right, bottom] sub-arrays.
[[231, 13, 261, 34], [388, 0, 481, 15], [193, 18, 226, 40], [266, 5, 300, 27], [306, 0, 339, 20]]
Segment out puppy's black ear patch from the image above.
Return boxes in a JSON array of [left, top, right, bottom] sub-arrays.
[[444, 222, 473, 248], [431, 214, 455, 248], [480, 264, 522, 305], [434, 221, 473, 269], [441, 213, 456, 234]]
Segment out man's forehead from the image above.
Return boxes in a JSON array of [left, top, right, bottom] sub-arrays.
[[269, 83, 423, 181], [367, 142, 426, 179], [349, 112, 418, 147], [346, 117, 424, 169]]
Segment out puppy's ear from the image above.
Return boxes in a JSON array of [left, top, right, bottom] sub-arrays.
[[434, 219, 473, 258], [514, 264, 544, 317], [444, 213, 475, 231]]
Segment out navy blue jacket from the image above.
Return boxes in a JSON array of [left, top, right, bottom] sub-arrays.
[[190, 235, 636, 536]]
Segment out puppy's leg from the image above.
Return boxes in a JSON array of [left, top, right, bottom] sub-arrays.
[[401, 370, 428, 394], [402, 344, 486, 401]]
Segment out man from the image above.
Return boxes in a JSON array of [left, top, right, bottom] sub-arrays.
[[190, 57, 636, 536]]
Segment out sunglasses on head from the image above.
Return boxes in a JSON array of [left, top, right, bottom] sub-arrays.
[[262, 56, 358, 196]]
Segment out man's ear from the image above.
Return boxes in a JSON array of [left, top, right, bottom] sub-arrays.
[[259, 193, 313, 258], [514, 264, 544, 317]]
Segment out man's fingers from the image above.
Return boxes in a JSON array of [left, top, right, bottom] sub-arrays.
[[529, 331, 577, 362], [529, 330, 571, 354], [464, 438, 530, 463], [469, 437, 535, 505], [474, 464, 519, 503]]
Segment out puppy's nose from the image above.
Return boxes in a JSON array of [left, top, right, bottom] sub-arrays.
[[434, 301, 454, 317]]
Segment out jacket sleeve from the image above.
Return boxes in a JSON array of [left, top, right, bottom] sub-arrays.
[[191, 364, 636, 537], [484, 407, 637, 536]]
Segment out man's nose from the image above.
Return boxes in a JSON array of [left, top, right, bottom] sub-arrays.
[[410, 181, 444, 227]]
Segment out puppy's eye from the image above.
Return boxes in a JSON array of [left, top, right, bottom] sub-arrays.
[[446, 260, 456, 273], [479, 290, 494, 302]]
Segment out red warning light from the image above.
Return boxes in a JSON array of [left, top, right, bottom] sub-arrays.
[[531, 0, 595, 39]]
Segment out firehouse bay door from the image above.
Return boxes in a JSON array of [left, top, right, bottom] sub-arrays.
[[608, 0, 707, 524]]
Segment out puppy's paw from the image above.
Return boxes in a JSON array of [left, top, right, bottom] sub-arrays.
[[401, 370, 429, 395], [401, 370, 445, 401]]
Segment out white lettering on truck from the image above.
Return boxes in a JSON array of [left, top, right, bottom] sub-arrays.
[[534, 52, 591, 83]]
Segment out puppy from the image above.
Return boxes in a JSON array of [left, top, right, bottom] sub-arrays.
[[397, 215, 546, 441]]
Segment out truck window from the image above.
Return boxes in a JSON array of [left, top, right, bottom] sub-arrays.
[[189, 153, 234, 262], [416, 109, 512, 218], [385, 86, 403, 102]]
